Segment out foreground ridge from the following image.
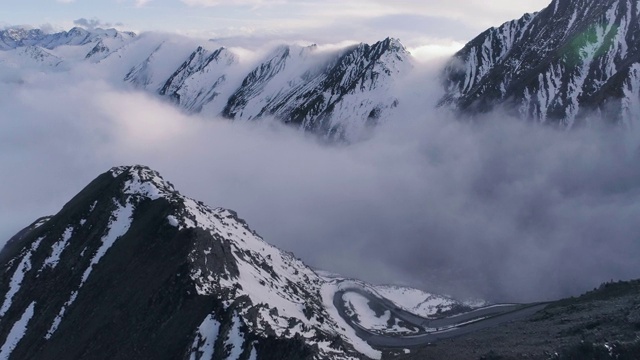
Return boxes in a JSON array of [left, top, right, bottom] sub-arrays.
[[1, 165, 483, 360]]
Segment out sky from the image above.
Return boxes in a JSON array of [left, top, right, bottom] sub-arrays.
[[1, 0, 552, 57], [3, 0, 640, 304]]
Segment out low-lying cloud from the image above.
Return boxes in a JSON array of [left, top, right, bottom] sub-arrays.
[[1, 55, 639, 303]]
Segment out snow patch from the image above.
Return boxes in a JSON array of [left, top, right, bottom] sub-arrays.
[[0, 302, 35, 360], [80, 200, 134, 286], [45, 291, 78, 339], [33, 218, 50, 228], [188, 314, 221, 360], [0, 239, 42, 318], [225, 314, 245, 360], [374, 285, 460, 318], [343, 292, 393, 331], [248, 347, 257, 360], [167, 215, 179, 227], [42, 227, 73, 270]]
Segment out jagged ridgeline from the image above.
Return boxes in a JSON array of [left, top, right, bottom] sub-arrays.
[[440, 0, 640, 128], [0, 166, 365, 360], [0, 26, 412, 142], [128, 38, 411, 141]]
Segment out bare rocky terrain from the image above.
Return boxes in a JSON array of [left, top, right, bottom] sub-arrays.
[[383, 280, 640, 360]]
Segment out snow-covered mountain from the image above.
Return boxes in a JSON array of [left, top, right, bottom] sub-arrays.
[[0, 27, 135, 52], [126, 38, 412, 141], [157, 46, 239, 113], [0, 26, 411, 141], [221, 38, 411, 140], [440, 0, 640, 128], [0, 165, 470, 360], [0, 27, 135, 71]]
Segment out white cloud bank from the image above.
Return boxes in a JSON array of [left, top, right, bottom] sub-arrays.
[[1, 33, 640, 304]]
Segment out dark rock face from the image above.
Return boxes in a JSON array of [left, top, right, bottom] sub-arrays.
[[441, 0, 640, 128], [0, 166, 360, 360]]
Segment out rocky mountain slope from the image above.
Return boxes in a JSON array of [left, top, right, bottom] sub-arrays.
[[0, 27, 412, 141], [0, 166, 470, 360], [128, 37, 411, 141], [219, 38, 410, 140], [440, 0, 640, 128]]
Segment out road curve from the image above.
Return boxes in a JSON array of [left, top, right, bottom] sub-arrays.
[[333, 287, 548, 348]]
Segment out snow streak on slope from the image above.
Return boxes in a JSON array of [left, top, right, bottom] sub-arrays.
[[45, 291, 77, 339], [225, 314, 246, 360], [0, 302, 35, 360], [0, 239, 42, 318], [622, 63, 640, 128], [188, 314, 221, 360], [80, 201, 133, 286], [41, 227, 73, 270], [45, 200, 134, 339]]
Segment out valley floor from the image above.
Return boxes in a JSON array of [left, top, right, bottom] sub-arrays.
[[383, 280, 640, 360]]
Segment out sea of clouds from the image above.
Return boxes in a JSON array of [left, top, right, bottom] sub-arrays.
[[1, 33, 639, 302]]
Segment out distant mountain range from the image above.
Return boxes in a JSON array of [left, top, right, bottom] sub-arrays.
[[440, 0, 640, 128], [0, 27, 411, 141], [4, 0, 640, 136], [0, 27, 135, 51]]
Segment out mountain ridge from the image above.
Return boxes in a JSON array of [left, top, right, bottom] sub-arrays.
[[440, 0, 640, 128], [0, 26, 411, 141], [0, 165, 474, 360]]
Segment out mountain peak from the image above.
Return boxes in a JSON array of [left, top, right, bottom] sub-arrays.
[[0, 165, 376, 359], [109, 165, 178, 201], [380, 37, 405, 51], [0, 26, 136, 52], [67, 27, 89, 36]]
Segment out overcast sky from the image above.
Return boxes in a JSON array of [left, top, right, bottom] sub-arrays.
[[2, 0, 552, 56]]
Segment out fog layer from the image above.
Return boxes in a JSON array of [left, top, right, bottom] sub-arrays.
[[1, 57, 639, 303]]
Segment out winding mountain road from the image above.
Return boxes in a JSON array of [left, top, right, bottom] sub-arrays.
[[333, 287, 548, 348]]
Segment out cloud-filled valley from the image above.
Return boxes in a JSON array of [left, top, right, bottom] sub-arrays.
[[2, 34, 640, 306]]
